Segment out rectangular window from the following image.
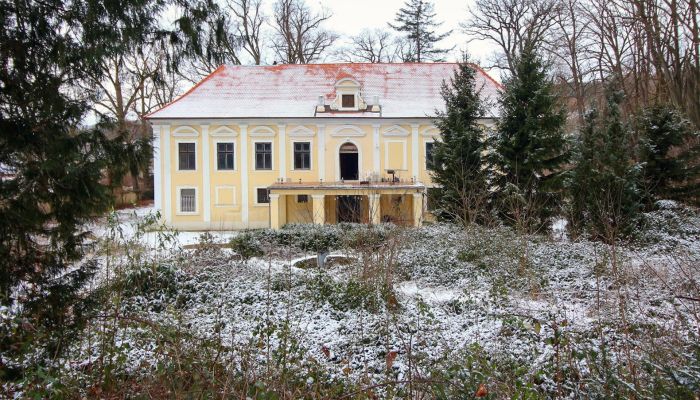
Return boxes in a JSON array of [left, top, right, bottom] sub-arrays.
[[425, 142, 435, 170], [217, 142, 235, 170], [342, 94, 355, 108], [178, 142, 196, 170], [256, 188, 269, 204], [293, 142, 311, 170], [297, 195, 308, 203], [255, 142, 272, 170], [180, 188, 196, 212]]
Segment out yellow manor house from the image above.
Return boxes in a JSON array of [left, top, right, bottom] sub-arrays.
[[147, 63, 501, 230]]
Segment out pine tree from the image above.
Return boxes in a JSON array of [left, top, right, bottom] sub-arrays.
[[0, 0, 222, 372], [637, 104, 700, 206], [389, 0, 453, 62], [431, 57, 489, 225], [491, 43, 569, 233], [567, 88, 642, 242]]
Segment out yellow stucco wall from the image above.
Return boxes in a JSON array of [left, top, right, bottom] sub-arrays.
[[155, 120, 493, 230]]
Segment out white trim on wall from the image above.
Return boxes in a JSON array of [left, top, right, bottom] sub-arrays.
[[382, 125, 410, 137], [213, 139, 237, 171], [290, 139, 313, 171], [172, 125, 199, 137], [249, 126, 276, 137], [176, 186, 199, 215], [240, 124, 249, 225], [411, 123, 419, 179], [335, 139, 363, 181], [384, 139, 407, 171], [289, 126, 315, 137], [175, 140, 198, 172], [252, 139, 275, 171], [201, 124, 211, 223], [152, 125, 162, 213], [331, 125, 365, 137], [162, 125, 172, 222], [253, 186, 270, 206], [372, 124, 380, 173], [420, 126, 440, 137], [214, 185, 237, 207], [210, 126, 238, 137], [317, 124, 326, 181], [278, 124, 286, 179]]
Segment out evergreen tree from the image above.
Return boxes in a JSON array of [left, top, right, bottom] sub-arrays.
[[0, 0, 222, 373], [637, 104, 700, 206], [491, 43, 569, 233], [567, 88, 642, 242], [431, 58, 489, 225], [389, 0, 452, 62]]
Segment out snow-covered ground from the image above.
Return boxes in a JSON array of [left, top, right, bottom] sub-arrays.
[[12, 201, 697, 397]]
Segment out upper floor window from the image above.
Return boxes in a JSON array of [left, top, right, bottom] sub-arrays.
[[178, 142, 196, 170], [293, 142, 311, 170], [341, 94, 355, 108], [217, 142, 235, 170], [255, 142, 272, 170], [425, 142, 435, 170]]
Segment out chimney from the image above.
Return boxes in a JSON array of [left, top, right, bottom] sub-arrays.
[[316, 95, 325, 112]]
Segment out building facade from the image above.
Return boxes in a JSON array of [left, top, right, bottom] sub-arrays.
[[147, 63, 500, 230]]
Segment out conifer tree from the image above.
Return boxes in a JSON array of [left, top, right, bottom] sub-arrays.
[[431, 58, 489, 225], [0, 0, 223, 369], [389, 0, 453, 62], [637, 104, 700, 206], [491, 43, 568, 233], [567, 88, 641, 241]]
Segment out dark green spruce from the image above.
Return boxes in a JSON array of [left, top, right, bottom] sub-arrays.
[[430, 57, 490, 225], [636, 104, 700, 207], [389, 0, 452, 62], [567, 88, 642, 241], [491, 43, 569, 233]]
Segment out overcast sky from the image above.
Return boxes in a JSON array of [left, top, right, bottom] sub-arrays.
[[318, 0, 492, 64]]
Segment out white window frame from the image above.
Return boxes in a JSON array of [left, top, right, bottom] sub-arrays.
[[253, 186, 270, 206], [214, 185, 237, 207], [424, 139, 435, 170], [214, 140, 236, 171], [339, 93, 358, 110], [176, 140, 198, 172], [176, 186, 198, 215], [252, 140, 274, 171], [291, 140, 313, 171]]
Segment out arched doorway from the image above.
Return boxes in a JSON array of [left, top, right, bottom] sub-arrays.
[[339, 142, 359, 181]]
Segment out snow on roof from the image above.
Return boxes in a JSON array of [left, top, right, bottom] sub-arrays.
[[147, 63, 501, 120]]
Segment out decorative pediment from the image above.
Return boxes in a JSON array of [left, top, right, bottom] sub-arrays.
[[210, 126, 238, 137], [382, 125, 410, 137], [420, 127, 440, 137], [172, 126, 199, 137], [331, 125, 366, 137], [249, 126, 276, 137], [289, 126, 315, 137]]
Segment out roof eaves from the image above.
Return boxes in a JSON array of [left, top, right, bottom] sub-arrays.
[[144, 65, 226, 120]]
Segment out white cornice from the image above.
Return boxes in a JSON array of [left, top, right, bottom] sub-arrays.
[[289, 126, 315, 137], [382, 125, 410, 137], [210, 126, 239, 137], [331, 124, 366, 137]]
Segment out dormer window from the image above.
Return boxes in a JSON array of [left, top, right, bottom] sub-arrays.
[[342, 94, 355, 108]]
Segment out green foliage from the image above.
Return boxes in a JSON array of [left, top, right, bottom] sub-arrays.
[[637, 104, 700, 206], [230, 232, 265, 260], [389, 0, 452, 62], [567, 87, 642, 241], [491, 42, 569, 233], [431, 58, 490, 224]]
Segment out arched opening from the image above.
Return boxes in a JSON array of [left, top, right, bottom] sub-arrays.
[[339, 142, 359, 181]]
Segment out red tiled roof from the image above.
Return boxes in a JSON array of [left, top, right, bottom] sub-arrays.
[[147, 63, 501, 119]]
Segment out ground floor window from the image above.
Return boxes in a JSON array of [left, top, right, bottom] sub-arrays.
[[256, 188, 270, 204], [180, 188, 196, 213], [297, 194, 308, 203]]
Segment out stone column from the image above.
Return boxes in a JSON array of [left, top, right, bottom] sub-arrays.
[[412, 192, 423, 227], [270, 194, 285, 229], [311, 194, 325, 225], [368, 193, 381, 225]]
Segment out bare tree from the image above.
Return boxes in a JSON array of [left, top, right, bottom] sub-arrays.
[[271, 0, 338, 64], [337, 29, 396, 63], [462, 0, 560, 73], [227, 0, 266, 64]]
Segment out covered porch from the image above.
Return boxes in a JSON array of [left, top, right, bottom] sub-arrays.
[[268, 181, 426, 229]]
